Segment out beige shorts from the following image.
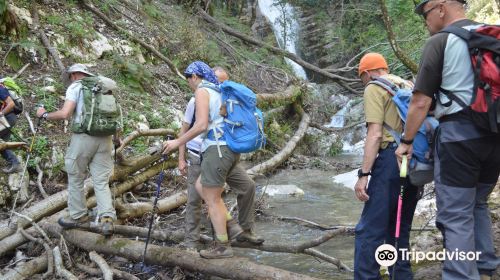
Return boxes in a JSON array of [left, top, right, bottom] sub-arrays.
[[200, 145, 239, 187]]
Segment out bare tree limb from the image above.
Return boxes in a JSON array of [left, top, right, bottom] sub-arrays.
[[53, 246, 78, 280], [247, 104, 310, 176], [35, 162, 49, 198], [378, 0, 418, 73], [19, 228, 54, 278], [30, 4, 65, 74], [89, 251, 113, 280], [197, 9, 361, 94], [12, 63, 30, 79], [116, 128, 176, 156], [76, 263, 140, 280]]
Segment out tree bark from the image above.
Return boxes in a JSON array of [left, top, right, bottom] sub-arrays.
[[0, 141, 27, 151], [378, 0, 418, 74], [0, 160, 176, 255], [116, 190, 187, 219], [247, 104, 310, 176], [42, 224, 320, 280], [198, 9, 360, 94], [89, 251, 113, 280], [79, 0, 184, 79], [30, 4, 66, 74], [115, 128, 175, 159], [0, 254, 48, 280]]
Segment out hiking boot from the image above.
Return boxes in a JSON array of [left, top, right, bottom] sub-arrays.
[[226, 219, 243, 241], [101, 217, 114, 237], [199, 240, 233, 259], [236, 229, 264, 245], [58, 215, 90, 229], [480, 275, 491, 280], [2, 163, 21, 174]]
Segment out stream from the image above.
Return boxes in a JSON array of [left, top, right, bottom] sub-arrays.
[[236, 164, 364, 279]]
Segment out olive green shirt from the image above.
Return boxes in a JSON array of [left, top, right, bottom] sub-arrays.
[[364, 74, 413, 149]]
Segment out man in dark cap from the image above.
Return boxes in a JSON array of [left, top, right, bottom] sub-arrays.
[[396, 1, 499, 279]]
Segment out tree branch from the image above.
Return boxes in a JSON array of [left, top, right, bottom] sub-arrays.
[[378, 0, 418, 73]]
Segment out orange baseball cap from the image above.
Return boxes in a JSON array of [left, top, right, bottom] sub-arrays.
[[358, 53, 389, 77]]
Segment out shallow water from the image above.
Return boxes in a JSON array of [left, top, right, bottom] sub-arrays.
[[235, 168, 364, 279]]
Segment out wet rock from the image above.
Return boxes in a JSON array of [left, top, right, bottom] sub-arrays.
[[260, 184, 304, 197]]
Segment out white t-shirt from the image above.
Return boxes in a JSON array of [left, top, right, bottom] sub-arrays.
[[65, 81, 84, 124], [184, 97, 203, 152]]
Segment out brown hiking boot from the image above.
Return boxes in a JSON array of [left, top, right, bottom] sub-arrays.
[[237, 229, 264, 245], [58, 215, 90, 229], [199, 240, 233, 259], [101, 217, 114, 237], [226, 219, 243, 241]]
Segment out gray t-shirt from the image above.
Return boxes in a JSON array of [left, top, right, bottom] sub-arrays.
[[414, 19, 478, 119], [65, 81, 84, 124]]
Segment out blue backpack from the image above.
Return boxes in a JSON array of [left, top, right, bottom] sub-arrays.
[[206, 80, 266, 153], [369, 77, 438, 186]]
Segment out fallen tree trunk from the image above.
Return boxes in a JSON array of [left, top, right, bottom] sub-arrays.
[[0, 254, 48, 280], [256, 85, 302, 106], [0, 160, 176, 256], [116, 190, 187, 219], [111, 154, 161, 182], [42, 224, 320, 280], [247, 104, 310, 176]]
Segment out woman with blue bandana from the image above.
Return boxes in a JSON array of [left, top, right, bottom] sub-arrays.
[[163, 61, 263, 258]]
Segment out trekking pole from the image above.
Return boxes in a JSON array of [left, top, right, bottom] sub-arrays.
[[8, 106, 44, 226], [140, 135, 173, 271], [392, 155, 408, 280]]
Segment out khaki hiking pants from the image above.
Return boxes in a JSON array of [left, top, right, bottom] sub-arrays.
[[65, 133, 116, 220]]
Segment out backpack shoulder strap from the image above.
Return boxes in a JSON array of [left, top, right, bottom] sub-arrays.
[[440, 25, 471, 41], [367, 77, 398, 96]]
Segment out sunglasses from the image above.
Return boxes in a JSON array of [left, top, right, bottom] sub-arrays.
[[184, 73, 193, 79], [422, 4, 439, 20]]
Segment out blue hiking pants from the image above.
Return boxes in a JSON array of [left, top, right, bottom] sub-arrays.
[[354, 143, 419, 280]]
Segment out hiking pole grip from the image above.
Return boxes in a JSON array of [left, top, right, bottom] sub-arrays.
[[400, 155, 408, 178]]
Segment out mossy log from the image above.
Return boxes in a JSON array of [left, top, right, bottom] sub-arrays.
[[42, 224, 321, 280]]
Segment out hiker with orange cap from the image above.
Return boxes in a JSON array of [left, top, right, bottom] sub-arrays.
[[353, 52, 419, 279]]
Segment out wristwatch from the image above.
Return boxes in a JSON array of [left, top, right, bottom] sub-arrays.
[[357, 169, 371, 178], [400, 133, 414, 145], [41, 112, 49, 120]]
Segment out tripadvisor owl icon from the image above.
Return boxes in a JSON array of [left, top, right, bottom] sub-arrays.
[[375, 244, 398, 267]]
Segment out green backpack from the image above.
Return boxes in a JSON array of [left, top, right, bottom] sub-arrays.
[[0, 77, 24, 115], [71, 76, 122, 136]]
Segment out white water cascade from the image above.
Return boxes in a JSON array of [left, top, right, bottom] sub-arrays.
[[258, 0, 307, 80]]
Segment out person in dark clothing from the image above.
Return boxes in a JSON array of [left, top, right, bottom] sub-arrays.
[[0, 86, 21, 173], [396, 1, 499, 279]]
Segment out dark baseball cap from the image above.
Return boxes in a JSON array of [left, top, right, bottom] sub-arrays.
[[415, 0, 467, 15]]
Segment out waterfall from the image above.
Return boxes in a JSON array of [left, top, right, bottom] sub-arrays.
[[258, 0, 307, 80]]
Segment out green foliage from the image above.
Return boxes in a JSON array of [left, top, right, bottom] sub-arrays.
[[144, 4, 162, 19], [328, 135, 343, 157], [42, 9, 97, 47], [29, 136, 50, 167], [112, 54, 154, 94]]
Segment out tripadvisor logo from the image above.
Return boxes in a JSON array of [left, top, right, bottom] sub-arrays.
[[375, 244, 398, 266], [375, 244, 482, 266]]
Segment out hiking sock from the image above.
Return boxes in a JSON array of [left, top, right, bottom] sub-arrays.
[[216, 234, 229, 242]]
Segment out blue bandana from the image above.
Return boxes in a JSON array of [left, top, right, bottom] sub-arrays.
[[184, 61, 219, 85]]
